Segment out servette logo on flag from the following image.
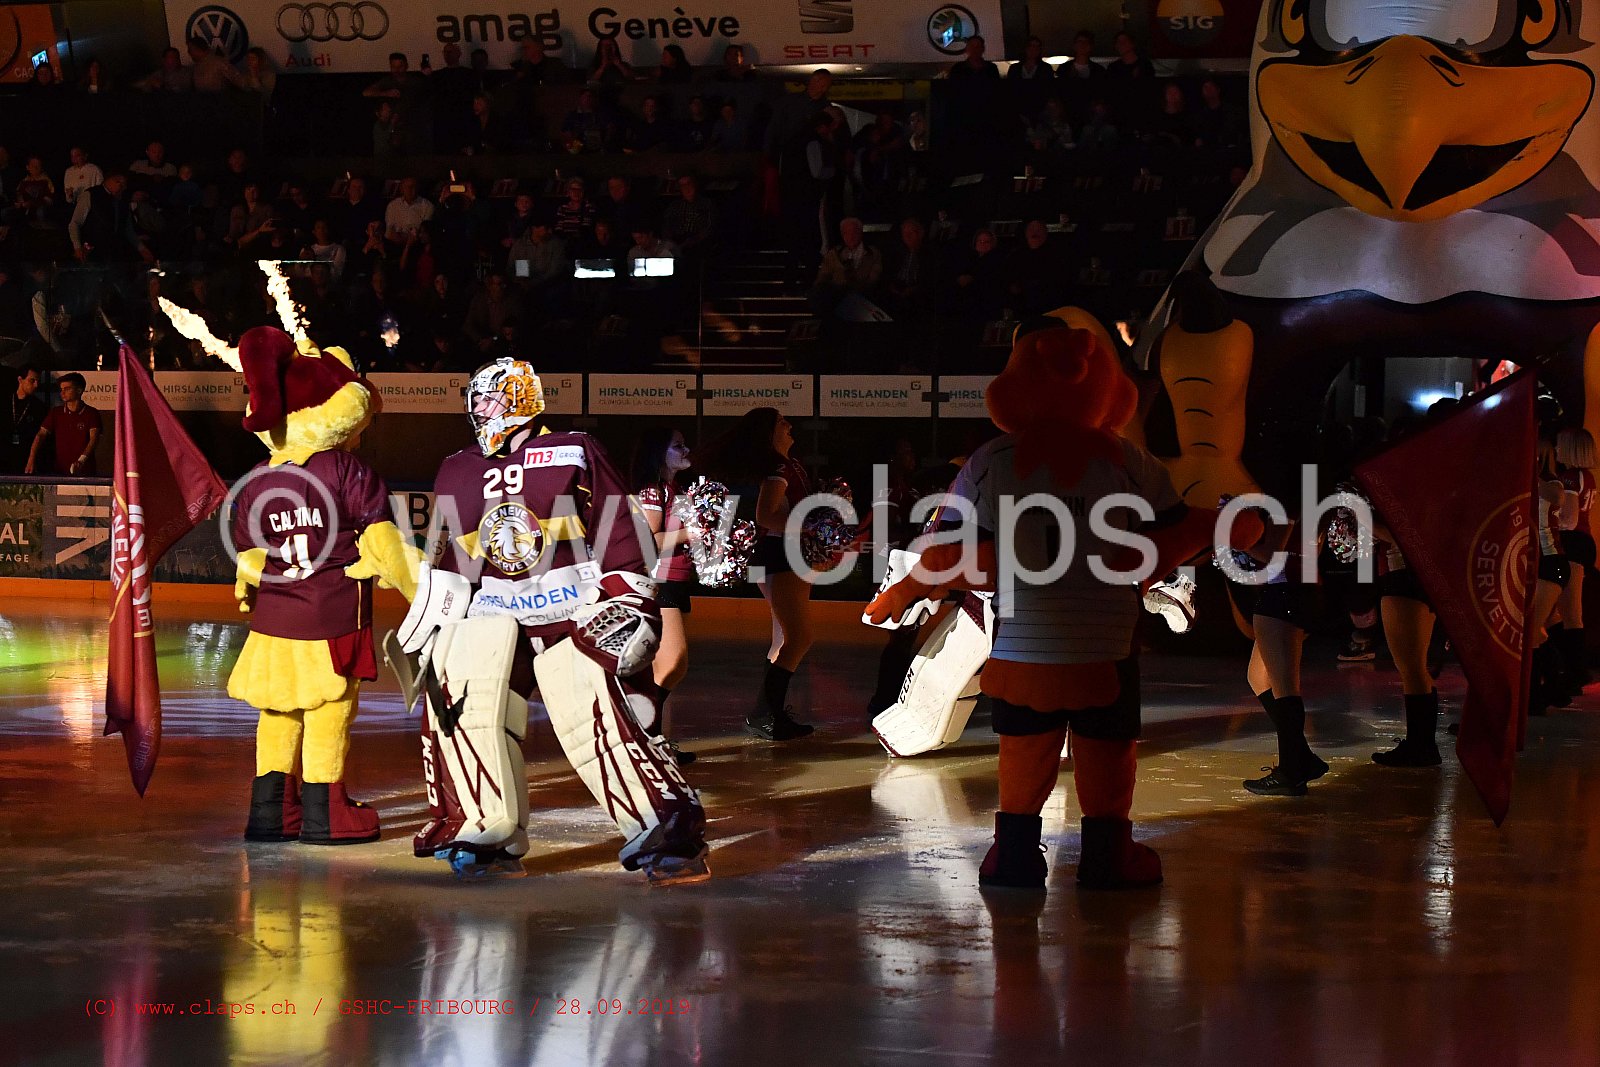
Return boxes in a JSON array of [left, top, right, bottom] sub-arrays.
[[1469, 496, 1532, 658], [1355, 370, 1537, 825], [105, 350, 226, 795]]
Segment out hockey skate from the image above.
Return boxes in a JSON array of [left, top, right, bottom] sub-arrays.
[[436, 847, 527, 881], [641, 846, 712, 887]]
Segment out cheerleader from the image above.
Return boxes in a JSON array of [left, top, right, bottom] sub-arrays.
[[696, 407, 817, 741], [1367, 518, 1441, 766], [1227, 508, 1329, 796], [631, 426, 698, 763], [1531, 434, 1580, 712], [1551, 428, 1596, 697]]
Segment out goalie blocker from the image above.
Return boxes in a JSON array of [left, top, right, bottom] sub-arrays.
[[871, 593, 994, 757]]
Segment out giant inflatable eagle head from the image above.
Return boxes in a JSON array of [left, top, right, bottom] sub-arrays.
[[1146, 0, 1600, 506], [1213, 0, 1600, 300]]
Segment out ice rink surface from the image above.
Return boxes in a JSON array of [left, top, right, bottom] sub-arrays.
[[3, 595, 1599, 1066]]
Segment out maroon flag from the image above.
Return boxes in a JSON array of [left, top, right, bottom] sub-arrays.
[[105, 349, 227, 795], [1354, 372, 1538, 824]]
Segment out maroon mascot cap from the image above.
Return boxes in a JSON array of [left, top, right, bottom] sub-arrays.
[[238, 326, 373, 433]]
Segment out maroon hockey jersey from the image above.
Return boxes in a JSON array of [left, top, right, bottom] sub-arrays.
[[231, 449, 393, 640], [432, 431, 652, 640]]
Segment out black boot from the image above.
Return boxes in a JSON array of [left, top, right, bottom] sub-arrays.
[[1272, 695, 1327, 780], [979, 812, 1047, 890], [245, 771, 302, 842], [1545, 625, 1578, 703], [1531, 643, 1570, 713], [1559, 628, 1591, 696], [747, 664, 814, 741], [1373, 691, 1442, 766]]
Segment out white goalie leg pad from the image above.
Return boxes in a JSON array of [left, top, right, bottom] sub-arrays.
[[534, 638, 705, 867], [424, 615, 530, 856], [871, 595, 995, 757]]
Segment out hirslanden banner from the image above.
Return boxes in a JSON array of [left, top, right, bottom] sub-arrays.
[[169, 0, 1003, 72], [77, 371, 248, 412]]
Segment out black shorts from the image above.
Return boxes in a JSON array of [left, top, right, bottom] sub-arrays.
[[753, 537, 792, 577], [1227, 579, 1311, 630], [657, 578, 694, 613], [1539, 554, 1571, 587], [1378, 568, 1430, 607], [989, 658, 1141, 741], [1562, 531, 1597, 570]]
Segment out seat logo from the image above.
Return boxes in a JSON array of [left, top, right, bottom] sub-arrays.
[[276, 2, 389, 43]]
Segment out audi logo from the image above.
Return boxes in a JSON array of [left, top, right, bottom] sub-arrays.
[[276, 2, 389, 43]]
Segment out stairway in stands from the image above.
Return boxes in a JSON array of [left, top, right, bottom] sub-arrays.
[[654, 248, 812, 371]]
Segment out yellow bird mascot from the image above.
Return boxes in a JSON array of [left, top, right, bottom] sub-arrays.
[[224, 325, 420, 844]]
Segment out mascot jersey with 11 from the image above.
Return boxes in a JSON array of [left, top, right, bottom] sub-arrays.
[[227, 325, 422, 846], [400, 357, 711, 884]]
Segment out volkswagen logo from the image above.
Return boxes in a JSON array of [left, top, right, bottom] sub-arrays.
[[926, 5, 978, 55], [186, 6, 250, 63], [276, 2, 389, 43]]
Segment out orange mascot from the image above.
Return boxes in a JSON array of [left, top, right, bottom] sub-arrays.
[[868, 319, 1259, 891]]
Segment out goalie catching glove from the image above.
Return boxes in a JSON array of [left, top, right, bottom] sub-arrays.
[[570, 571, 662, 677]]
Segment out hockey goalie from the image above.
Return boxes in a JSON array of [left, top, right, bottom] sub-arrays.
[[397, 357, 710, 885]]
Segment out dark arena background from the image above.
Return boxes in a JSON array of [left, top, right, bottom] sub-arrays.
[[5, 1, 1600, 1064]]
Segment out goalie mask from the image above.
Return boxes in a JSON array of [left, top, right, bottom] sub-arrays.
[[468, 358, 546, 457]]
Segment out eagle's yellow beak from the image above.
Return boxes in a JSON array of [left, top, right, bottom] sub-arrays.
[[1258, 35, 1592, 221]]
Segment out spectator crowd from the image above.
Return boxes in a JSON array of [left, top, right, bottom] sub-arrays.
[[0, 30, 1251, 380]]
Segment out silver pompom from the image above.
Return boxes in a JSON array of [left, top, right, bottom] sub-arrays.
[[1325, 483, 1373, 564], [800, 477, 859, 571], [671, 478, 758, 588]]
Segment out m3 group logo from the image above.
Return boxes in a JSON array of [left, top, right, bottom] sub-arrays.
[[277, 1, 390, 43], [186, 6, 250, 63], [926, 5, 977, 55]]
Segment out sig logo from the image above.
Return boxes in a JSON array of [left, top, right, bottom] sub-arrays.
[[186, 5, 250, 63], [1157, 0, 1225, 48]]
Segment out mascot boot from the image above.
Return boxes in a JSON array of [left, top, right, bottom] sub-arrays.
[[226, 325, 421, 845], [979, 812, 1047, 890], [246, 770, 302, 842]]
